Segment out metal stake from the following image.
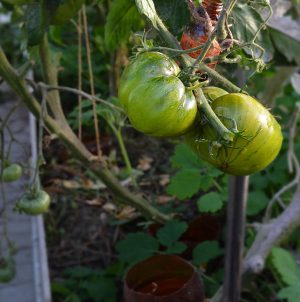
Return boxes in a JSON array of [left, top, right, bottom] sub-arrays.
[[221, 175, 249, 302]]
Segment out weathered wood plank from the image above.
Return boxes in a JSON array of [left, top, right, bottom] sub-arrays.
[[0, 87, 51, 302]]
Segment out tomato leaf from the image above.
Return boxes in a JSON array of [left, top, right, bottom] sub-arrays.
[[135, 0, 159, 28], [246, 191, 269, 216], [163, 242, 187, 255], [167, 169, 203, 200], [51, 0, 85, 25], [170, 143, 203, 169], [271, 247, 300, 286], [270, 29, 300, 65], [81, 277, 117, 302], [116, 232, 159, 265], [156, 220, 188, 247], [197, 192, 224, 213], [105, 0, 143, 50], [25, 2, 48, 46], [278, 284, 300, 302], [153, 0, 189, 36], [230, 2, 274, 61], [193, 241, 223, 265]]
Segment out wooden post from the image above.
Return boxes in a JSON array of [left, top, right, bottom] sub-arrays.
[[221, 175, 249, 302]]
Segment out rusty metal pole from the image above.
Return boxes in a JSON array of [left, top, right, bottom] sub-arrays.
[[221, 175, 249, 302]]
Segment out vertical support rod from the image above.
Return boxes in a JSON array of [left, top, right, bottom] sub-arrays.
[[221, 175, 249, 302]]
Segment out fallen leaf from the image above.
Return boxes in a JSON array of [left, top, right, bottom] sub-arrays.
[[157, 195, 173, 204], [137, 156, 154, 171], [159, 174, 170, 186], [84, 198, 105, 206], [102, 202, 117, 213], [115, 206, 137, 220]]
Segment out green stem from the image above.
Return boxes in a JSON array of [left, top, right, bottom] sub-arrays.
[[195, 89, 234, 142], [198, 63, 244, 93], [192, 32, 217, 68], [155, 17, 192, 68], [108, 121, 138, 189], [39, 35, 65, 122], [216, 0, 236, 40]]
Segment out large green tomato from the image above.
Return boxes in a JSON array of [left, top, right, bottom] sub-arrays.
[[15, 190, 51, 215], [119, 52, 197, 137], [185, 93, 283, 175]]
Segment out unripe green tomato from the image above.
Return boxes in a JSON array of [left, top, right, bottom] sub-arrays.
[[16, 190, 51, 215], [51, 0, 85, 25], [185, 93, 283, 175], [202, 86, 228, 101], [119, 52, 197, 137], [2, 164, 22, 182], [0, 257, 16, 283]]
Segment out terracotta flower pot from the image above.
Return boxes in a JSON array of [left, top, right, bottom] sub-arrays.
[[124, 254, 205, 302]]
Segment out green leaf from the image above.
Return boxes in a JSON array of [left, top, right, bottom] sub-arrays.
[[246, 191, 269, 216], [271, 247, 300, 286], [167, 169, 203, 200], [116, 232, 159, 264], [153, 0, 189, 36], [81, 277, 116, 302], [278, 285, 300, 302], [163, 242, 187, 255], [170, 143, 203, 169], [63, 266, 95, 279], [51, 282, 81, 301], [157, 220, 188, 247], [270, 28, 300, 65], [197, 192, 224, 213], [193, 241, 223, 265], [25, 2, 48, 46], [51, 0, 85, 25], [105, 0, 143, 50], [135, 0, 158, 27], [230, 2, 274, 60]]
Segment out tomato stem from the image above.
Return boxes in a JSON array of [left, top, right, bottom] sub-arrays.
[[195, 89, 234, 142]]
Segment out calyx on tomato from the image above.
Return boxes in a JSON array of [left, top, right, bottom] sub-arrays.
[[15, 190, 51, 215], [2, 163, 22, 182], [119, 52, 197, 137], [185, 93, 283, 175], [0, 257, 16, 283]]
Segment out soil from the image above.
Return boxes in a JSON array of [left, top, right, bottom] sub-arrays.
[[42, 129, 180, 279]]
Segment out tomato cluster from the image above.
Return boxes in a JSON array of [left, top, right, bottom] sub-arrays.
[[119, 51, 283, 175]]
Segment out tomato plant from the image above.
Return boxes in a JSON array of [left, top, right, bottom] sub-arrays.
[[2, 163, 22, 183], [15, 190, 51, 215], [0, 257, 16, 283], [119, 52, 197, 137], [185, 93, 283, 175]]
